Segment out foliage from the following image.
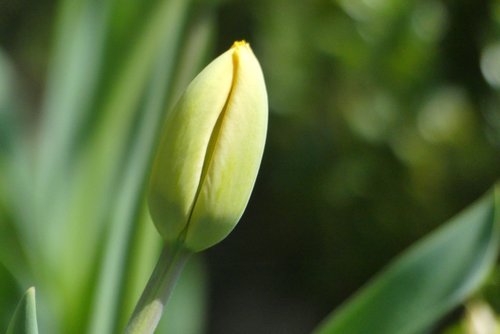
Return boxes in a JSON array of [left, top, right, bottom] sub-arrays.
[[0, 0, 499, 333], [7, 287, 38, 334]]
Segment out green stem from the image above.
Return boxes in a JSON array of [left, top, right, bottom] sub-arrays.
[[125, 243, 190, 334]]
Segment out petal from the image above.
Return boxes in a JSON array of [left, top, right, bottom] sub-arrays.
[[186, 42, 268, 251], [148, 48, 234, 241]]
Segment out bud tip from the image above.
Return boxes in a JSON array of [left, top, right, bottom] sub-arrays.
[[231, 40, 250, 50]]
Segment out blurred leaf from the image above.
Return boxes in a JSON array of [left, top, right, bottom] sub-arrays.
[[0, 48, 21, 209], [32, 1, 115, 319], [36, 0, 110, 197], [0, 264, 20, 331], [313, 184, 499, 334], [167, 7, 216, 103], [0, 50, 15, 160], [30, 0, 197, 331], [6, 287, 38, 334], [85, 1, 197, 332], [0, 49, 31, 287]]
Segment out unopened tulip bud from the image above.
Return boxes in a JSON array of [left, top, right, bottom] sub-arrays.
[[148, 41, 268, 252]]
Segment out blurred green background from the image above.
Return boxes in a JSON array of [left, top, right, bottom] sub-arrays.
[[1, 0, 499, 333]]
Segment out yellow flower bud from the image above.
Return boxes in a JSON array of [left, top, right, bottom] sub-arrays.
[[148, 41, 268, 252]]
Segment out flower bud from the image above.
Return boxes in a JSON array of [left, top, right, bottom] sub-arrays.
[[148, 41, 268, 252]]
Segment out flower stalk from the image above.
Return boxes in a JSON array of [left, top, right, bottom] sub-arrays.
[[125, 243, 190, 334], [126, 40, 267, 333]]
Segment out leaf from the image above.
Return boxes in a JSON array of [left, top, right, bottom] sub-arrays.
[[0, 49, 31, 287], [6, 287, 39, 334], [313, 184, 500, 334], [85, 1, 195, 332], [30, 0, 195, 332], [0, 264, 21, 331]]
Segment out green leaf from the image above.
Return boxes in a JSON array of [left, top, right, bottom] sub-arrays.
[[31, 0, 195, 331], [85, 1, 193, 332], [0, 49, 31, 287], [313, 184, 500, 334], [0, 264, 21, 331], [6, 287, 39, 334]]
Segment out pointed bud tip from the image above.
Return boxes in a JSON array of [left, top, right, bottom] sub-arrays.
[[231, 40, 250, 50]]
